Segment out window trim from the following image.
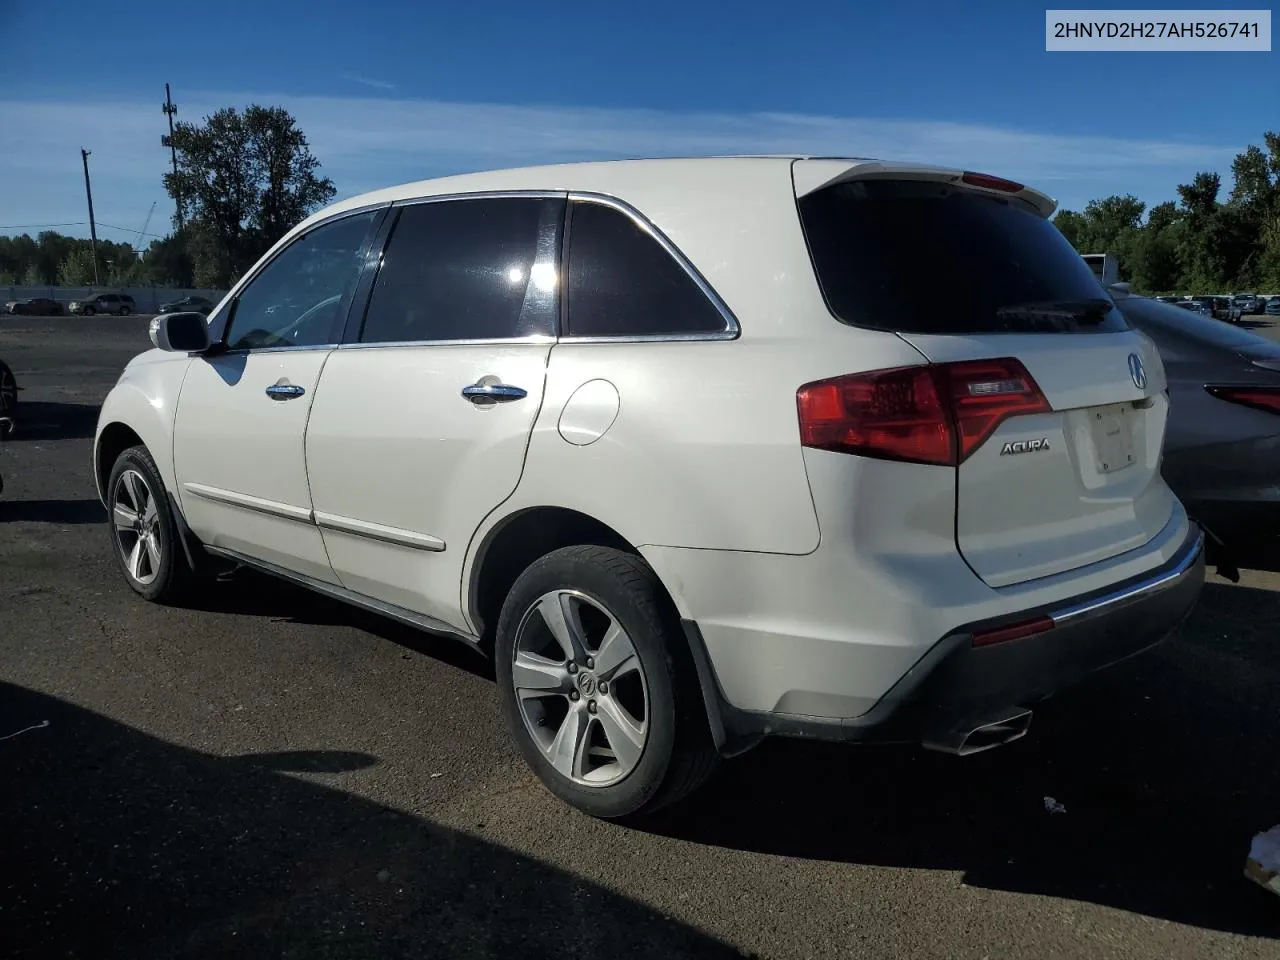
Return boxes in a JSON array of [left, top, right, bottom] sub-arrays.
[[561, 192, 741, 343], [204, 201, 392, 356], [339, 190, 568, 349]]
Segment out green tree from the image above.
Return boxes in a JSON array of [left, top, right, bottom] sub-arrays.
[[163, 104, 336, 287], [57, 246, 98, 286]]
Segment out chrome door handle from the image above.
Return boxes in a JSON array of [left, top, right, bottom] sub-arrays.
[[461, 383, 527, 403], [265, 382, 306, 400]]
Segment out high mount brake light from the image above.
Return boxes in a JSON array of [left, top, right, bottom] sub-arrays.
[[961, 171, 1025, 193], [796, 359, 1050, 466]]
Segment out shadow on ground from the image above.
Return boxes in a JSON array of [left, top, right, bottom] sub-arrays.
[[0, 498, 106, 524], [186, 564, 495, 681], [3, 401, 101, 441], [0, 682, 740, 960], [641, 578, 1280, 939]]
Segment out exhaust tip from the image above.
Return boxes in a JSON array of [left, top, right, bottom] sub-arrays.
[[923, 707, 1033, 756]]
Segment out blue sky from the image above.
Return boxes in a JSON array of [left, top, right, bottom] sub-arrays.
[[0, 0, 1275, 247]]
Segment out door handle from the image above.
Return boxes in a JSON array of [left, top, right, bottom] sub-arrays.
[[461, 383, 527, 403], [265, 382, 306, 400]]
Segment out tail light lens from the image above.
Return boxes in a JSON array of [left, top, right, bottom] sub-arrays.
[[1205, 385, 1280, 415], [796, 358, 1050, 466]]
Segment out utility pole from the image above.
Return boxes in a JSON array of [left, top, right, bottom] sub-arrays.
[[162, 83, 183, 230], [80, 148, 100, 286]]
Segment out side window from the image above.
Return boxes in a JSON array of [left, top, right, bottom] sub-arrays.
[[359, 196, 562, 344], [224, 210, 380, 351], [565, 199, 728, 338]]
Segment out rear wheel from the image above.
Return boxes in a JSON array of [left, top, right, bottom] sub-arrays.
[[0, 360, 17, 418], [118, 306, 131, 316], [107, 445, 194, 603], [495, 545, 718, 819]]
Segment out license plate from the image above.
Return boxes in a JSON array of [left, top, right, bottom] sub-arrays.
[[1090, 402, 1136, 474]]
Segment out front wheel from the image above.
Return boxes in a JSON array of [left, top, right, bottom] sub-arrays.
[[82, 307, 95, 316], [495, 545, 718, 819], [107, 445, 194, 603]]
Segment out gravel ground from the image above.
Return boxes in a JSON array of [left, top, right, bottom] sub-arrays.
[[1, 314, 1279, 960]]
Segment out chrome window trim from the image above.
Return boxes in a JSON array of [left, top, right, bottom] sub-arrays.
[[391, 189, 569, 207], [337, 334, 556, 351], [561, 191, 741, 343]]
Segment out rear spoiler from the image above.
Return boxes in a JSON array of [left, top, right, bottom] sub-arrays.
[[791, 159, 1058, 219]]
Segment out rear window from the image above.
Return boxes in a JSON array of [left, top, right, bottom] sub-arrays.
[[796, 179, 1130, 335]]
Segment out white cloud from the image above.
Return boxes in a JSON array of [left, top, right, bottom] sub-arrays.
[[0, 92, 1243, 241]]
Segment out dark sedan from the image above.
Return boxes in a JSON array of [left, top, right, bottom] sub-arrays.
[[1115, 291, 1280, 572], [157, 295, 215, 314], [4, 297, 64, 316]]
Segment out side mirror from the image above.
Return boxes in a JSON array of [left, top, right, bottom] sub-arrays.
[[149, 312, 211, 353]]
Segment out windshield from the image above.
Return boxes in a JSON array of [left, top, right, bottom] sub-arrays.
[[796, 178, 1130, 335]]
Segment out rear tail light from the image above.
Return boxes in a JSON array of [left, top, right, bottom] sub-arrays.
[[1205, 385, 1280, 415], [796, 358, 1050, 466]]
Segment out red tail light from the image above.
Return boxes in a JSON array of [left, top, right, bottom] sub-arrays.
[[1205, 385, 1280, 415], [796, 359, 1050, 466], [961, 171, 1025, 193]]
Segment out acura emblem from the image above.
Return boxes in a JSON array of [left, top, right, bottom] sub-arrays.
[[1128, 352, 1147, 390]]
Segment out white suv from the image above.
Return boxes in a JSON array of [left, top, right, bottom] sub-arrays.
[[93, 157, 1205, 818]]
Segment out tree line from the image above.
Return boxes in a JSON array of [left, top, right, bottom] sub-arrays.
[[1, 105, 334, 291], [3, 106, 1277, 298], [1053, 131, 1280, 294]]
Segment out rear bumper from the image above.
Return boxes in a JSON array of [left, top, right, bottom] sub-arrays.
[[685, 522, 1205, 756]]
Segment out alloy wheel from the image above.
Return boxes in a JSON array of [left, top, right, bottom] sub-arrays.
[[512, 589, 650, 787], [112, 468, 162, 585]]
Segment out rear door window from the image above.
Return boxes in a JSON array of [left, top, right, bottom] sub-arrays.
[[796, 179, 1130, 335], [565, 199, 730, 338], [358, 196, 563, 344]]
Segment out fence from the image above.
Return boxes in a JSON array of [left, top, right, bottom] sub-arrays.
[[3, 286, 229, 314]]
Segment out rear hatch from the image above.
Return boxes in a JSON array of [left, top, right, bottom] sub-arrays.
[[793, 160, 1175, 588]]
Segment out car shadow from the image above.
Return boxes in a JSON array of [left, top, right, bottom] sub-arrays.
[[0, 682, 738, 960], [0, 498, 107, 524], [3, 400, 100, 441], [183, 564, 495, 681], [641, 578, 1280, 939]]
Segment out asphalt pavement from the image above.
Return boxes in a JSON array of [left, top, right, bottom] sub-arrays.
[[2, 314, 1279, 959]]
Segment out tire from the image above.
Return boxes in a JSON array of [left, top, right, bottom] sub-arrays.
[[118, 306, 130, 316], [83, 307, 95, 316], [0, 360, 17, 419], [495, 545, 718, 819], [106, 445, 195, 604]]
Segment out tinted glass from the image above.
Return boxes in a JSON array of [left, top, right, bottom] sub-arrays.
[[797, 179, 1129, 335], [1118, 296, 1280, 358], [359, 197, 560, 344], [566, 200, 727, 338], [225, 210, 380, 351]]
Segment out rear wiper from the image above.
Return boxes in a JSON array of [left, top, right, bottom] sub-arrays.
[[995, 298, 1115, 325]]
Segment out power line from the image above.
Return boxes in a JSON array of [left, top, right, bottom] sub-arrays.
[[0, 221, 167, 239]]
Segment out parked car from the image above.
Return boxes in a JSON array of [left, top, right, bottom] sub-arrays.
[[1188, 295, 1239, 322], [1232, 294, 1262, 315], [1176, 299, 1215, 317], [3, 297, 64, 316], [157, 295, 216, 315], [1266, 298, 1280, 317], [1112, 289, 1280, 571], [1154, 296, 1182, 304], [68, 293, 136, 316], [93, 157, 1205, 818]]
